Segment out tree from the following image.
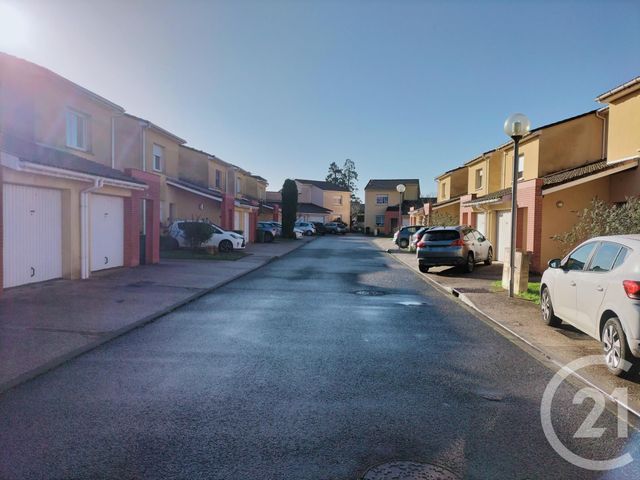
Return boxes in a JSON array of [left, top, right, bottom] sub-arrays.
[[552, 197, 640, 255], [325, 162, 343, 186], [342, 158, 359, 199], [180, 221, 215, 250], [429, 211, 459, 227], [281, 179, 298, 239]]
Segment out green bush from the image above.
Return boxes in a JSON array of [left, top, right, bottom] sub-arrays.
[[179, 222, 215, 250], [429, 211, 459, 227], [552, 197, 640, 255]]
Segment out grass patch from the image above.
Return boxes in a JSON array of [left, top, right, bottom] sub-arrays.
[[491, 280, 541, 304], [160, 249, 248, 261]]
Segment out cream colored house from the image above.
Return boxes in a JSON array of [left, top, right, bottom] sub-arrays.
[[364, 179, 420, 234], [294, 179, 351, 223]]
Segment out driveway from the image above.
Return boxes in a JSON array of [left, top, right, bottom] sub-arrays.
[[0, 236, 638, 479]]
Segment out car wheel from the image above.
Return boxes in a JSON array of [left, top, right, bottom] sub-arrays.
[[602, 317, 635, 377], [540, 287, 561, 327], [418, 264, 430, 273], [265, 232, 274, 243], [219, 240, 233, 253], [304, 230, 312, 236], [464, 253, 474, 273], [398, 238, 409, 249], [484, 247, 493, 266]]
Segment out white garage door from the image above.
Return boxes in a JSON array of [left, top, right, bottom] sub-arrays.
[[3, 184, 62, 288], [307, 215, 324, 223], [496, 210, 511, 262], [476, 212, 487, 238], [243, 212, 250, 239], [91, 194, 124, 272]]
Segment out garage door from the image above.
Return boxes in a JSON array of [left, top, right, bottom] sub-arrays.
[[496, 210, 511, 262], [476, 212, 487, 238], [3, 184, 62, 288], [91, 194, 124, 271]]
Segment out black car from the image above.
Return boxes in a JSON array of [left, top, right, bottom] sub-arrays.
[[312, 222, 326, 235]]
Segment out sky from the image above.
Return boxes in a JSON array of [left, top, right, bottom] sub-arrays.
[[0, 0, 638, 197]]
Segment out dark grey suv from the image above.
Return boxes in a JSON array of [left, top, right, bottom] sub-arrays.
[[416, 226, 493, 273]]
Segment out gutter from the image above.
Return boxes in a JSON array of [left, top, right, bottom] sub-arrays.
[[595, 108, 607, 160], [80, 179, 104, 279]]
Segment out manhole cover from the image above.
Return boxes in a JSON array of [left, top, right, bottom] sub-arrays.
[[353, 289, 386, 296], [363, 461, 459, 480]]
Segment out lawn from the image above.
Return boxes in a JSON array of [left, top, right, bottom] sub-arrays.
[[492, 280, 541, 304], [160, 249, 248, 261]]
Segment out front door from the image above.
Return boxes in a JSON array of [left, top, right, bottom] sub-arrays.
[[495, 211, 511, 262], [476, 212, 487, 237], [91, 194, 124, 272]]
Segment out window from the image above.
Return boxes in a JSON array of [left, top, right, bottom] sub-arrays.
[[440, 182, 446, 198], [517, 154, 525, 180], [215, 169, 222, 189], [376, 194, 388, 205], [613, 248, 629, 269], [424, 230, 460, 242], [588, 242, 622, 272], [333, 195, 342, 206], [375, 215, 385, 226], [236, 177, 241, 194], [66, 109, 89, 151], [475, 169, 484, 190], [564, 243, 596, 271], [152, 144, 163, 172]]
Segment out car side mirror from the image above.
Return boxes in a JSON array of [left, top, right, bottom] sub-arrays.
[[548, 258, 561, 269], [478, 236, 486, 242]]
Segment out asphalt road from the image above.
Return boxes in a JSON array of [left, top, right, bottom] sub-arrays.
[[1, 235, 640, 479]]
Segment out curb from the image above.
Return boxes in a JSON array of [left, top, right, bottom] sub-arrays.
[[382, 244, 640, 422], [0, 237, 315, 395]]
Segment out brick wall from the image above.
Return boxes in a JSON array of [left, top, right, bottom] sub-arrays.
[[516, 179, 543, 272], [126, 169, 161, 265], [459, 194, 476, 226]]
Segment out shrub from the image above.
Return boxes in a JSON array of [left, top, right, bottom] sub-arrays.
[[180, 222, 215, 250], [429, 211, 459, 227], [552, 197, 640, 255]]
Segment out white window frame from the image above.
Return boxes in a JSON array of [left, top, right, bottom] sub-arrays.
[[152, 144, 164, 172], [215, 169, 222, 189], [236, 177, 242, 194], [375, 215, 385, 227], [333, 195, 343, 206], [66, 109, 90, 151], [376, 194, 389, 205], [517, 154, 525, 180], [475, 168, 483, 190]]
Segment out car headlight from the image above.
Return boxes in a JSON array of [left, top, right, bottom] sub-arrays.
[[230, 233, 242, 240]]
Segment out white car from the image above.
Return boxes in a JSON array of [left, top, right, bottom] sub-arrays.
[[295, 221, 316, 236], [540, 235, 640, 376], [168, 221, 245, 252]]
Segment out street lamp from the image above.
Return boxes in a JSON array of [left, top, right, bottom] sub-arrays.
[[396, 183, 406, 232], [503, 113, 531, 298]]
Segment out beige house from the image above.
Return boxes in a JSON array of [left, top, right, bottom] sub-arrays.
[[294, 179, 351, 223], [364, 179, 420, 234], [0, 52, 150, 292], [431, 165, 469, 223]]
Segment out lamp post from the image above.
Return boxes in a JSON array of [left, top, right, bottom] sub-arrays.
[[396, 183, 406, 232], [503, 113, 531, 298]]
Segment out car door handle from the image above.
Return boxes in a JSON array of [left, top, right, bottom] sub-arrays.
[[596, 286, 604, 292], [570, 281, 576, 287]]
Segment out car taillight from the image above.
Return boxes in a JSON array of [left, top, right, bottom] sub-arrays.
[[417, 241, 426, 248], [623, 280, 640, 299], [450, 239, 465, 247]]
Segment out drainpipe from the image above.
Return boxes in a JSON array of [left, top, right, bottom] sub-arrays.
[[80, 178, 104, 279], [595, 108, 607, 160]]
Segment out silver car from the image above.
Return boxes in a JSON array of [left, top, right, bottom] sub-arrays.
[[540, 235, 640, 376], [416, 226, 493, 273]]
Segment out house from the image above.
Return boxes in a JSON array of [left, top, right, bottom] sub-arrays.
[[408, 197, 437, 226], [294, 179, 351, 223], [0, 52, 151, 292], [364, 179, 421, 234], [447, 108, 638, 272], [429, 166, 469, 225]]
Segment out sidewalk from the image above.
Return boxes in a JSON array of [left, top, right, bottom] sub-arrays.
[[371, 237, 640, 417], [0, 237, 314, 393]]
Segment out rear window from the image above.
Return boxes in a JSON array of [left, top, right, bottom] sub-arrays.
[[424, 230, 460, 242]]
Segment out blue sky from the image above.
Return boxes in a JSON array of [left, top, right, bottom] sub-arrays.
[[1, 0, 638, 197]]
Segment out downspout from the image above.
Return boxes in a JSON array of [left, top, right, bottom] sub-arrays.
[[80, 178, 104, 279], [595, 108, 607, 160]]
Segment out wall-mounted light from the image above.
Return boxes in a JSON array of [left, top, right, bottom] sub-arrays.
[[556, 200, 564, 208]]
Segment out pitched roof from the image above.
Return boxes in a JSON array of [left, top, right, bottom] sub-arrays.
[[295, 179, 350, 192], [124, 113, 186, 144], [1, 133, 146, 186], [166, 177, 223, 201], [433, 194, 463, 208], [364, 179, 420, 190], [385, 199, 427, 215], [297, 203, 333, 214], [596, 76, 640, 102]]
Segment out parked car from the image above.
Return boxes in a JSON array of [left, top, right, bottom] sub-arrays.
[[540, 235, 640, 377], [265, 221, 282, 237], [168, 221, 245, 252], [416, 226, 493, 273], [295, 221, 316, 236], [393, 225, 426, 249], [257, 222, 277, 242], [325, 222, 347, 234], [409, 226, 433, 252], [312, 222, 327, 235]]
